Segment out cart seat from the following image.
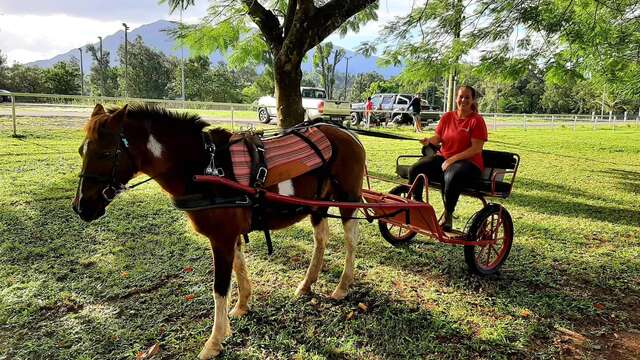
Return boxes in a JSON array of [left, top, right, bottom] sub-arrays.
[[396, 150, 520, 199]]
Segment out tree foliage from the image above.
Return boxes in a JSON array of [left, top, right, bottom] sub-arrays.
[[117, 36, 176, 99], [312, 42, 345, 99], [44, 60, 81, 95], [86, 45, 119, 97]]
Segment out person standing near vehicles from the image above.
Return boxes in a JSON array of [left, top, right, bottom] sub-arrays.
[[408, 85, 487, 231], [364, 96, 374, 127], [408, 93, 423, 132]]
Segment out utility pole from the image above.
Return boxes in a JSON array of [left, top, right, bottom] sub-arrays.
[[98, 36, 103, 59], [98, 36, 104, 95], [78, 48, 84, 95], [122, 23, 129, 98], [180, 8, 186, 101], [343, 56, 352, 101]]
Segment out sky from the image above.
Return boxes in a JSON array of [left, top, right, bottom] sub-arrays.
[[0, 1, 416, 65]]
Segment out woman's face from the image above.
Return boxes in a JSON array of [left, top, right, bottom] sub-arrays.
[[456, 88, 474, 112]]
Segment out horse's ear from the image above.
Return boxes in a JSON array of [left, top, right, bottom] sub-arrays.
[[92, 104, 105, 117], [108, 104, 129, 130]]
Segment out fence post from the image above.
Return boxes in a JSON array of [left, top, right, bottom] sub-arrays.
[[551, 115, 555, 129], [524, 115, 527, 131], [11, 95, 17, 137], [591, 111, 596, 130], [231, 106, 235, 131], [623, 111, 627, 125], [573, 115, 577, 131], [493, 113, 497, 131], [612, 115, 616, 131]]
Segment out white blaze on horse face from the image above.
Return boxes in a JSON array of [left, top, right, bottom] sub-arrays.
[[146, 134, 163, 159], [78, 140, 89, 202], [277, 180, 295, 196]]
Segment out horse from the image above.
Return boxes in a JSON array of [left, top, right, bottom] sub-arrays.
[[71, 104, 366, 358]]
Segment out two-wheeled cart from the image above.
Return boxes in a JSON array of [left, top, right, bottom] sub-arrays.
[[195, 147, 519, 275]]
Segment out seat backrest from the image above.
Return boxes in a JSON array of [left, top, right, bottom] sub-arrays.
[[482, 150, 518, 170], [481, 150, 519, 181]]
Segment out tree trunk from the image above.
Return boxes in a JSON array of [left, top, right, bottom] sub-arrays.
[[274, 55, 305, 128], [446, 69, 457, 112]]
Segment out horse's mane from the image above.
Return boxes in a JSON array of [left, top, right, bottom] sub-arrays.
[[84, 103, 210, 140]]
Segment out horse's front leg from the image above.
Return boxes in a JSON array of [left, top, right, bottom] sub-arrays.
[[296, 214, 329, 296], [331, 217, 358, 300], [199, 238, 235, 359], [230, 237, 251, 317]]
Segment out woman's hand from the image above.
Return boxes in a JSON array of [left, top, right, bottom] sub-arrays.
[[419, 138, 430, 145], [442, 157, 457, 171]]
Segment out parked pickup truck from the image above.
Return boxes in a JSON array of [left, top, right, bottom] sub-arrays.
[[257, 87, 351, 124], [351, 93, 440, 127]]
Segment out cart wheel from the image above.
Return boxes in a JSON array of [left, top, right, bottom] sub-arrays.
[[464, 204, 513, 275], [379, 185, 417, 246]]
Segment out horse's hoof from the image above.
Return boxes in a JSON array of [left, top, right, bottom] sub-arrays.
[[330, 288, 348, 300], [229, 305, 249, 318], [198, 344, 222, 359], [295, 283, 311, 297]]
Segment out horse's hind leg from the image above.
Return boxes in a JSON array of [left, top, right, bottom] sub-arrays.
[[230, 238, 251, 317], [199, 238, 235, 359], [296, 212, 329, 296], [331, 210, 358, 300]]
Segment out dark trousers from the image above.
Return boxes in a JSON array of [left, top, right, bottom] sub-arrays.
[[408, 155, 481, 213]]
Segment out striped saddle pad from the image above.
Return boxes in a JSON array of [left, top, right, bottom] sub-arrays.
[[229, 127, 332, 187]]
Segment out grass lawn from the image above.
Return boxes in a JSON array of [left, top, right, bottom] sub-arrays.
[[0, 117, 639, 359]]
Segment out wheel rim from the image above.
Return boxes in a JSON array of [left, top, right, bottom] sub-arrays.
[[385, 222, 414, 240], [473, 211, 511, 270], [351, 113, 359, 125], [259, 109, 268, 122]]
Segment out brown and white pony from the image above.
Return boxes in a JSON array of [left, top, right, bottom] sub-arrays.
[[71, 104, 365, 358]]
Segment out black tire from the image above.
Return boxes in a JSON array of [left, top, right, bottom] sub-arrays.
[[464, 204, 513, 275], [350, 112, 361, 126], [258, 108, 271, 124], [378, 185, 417, 246]]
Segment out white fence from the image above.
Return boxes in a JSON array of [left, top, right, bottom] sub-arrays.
[[1, 92, 639, 136]]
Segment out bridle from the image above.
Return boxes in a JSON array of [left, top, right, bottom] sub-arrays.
[[77, 128, 152, 202]]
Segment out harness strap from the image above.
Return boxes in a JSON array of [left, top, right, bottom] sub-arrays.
[[289, 128, 331, 199], [242, 135, 267, 188], [172, 193, 252, 211]]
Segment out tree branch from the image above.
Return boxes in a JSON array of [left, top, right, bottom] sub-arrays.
[[241, 0, 283, 51], [306, 0, 378, 52], [283, 0, 298, 37]]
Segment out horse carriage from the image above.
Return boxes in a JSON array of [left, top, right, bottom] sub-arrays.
[[72, 104, 519, 358]]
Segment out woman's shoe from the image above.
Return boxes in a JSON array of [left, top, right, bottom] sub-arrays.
[[439, 211, 453, 232]]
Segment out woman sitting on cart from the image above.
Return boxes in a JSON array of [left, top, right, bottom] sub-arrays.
[[409, 85, 487, 231]]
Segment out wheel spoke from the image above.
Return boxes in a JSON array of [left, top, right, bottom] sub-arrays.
[[476, 245, 489, 263]]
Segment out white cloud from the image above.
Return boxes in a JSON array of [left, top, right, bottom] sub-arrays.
[[0, 14, 138, 64]]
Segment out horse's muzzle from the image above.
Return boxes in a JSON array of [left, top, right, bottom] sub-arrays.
[[72, 200, 105, 222]]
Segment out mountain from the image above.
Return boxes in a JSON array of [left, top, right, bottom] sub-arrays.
[[28, 20, 402, 78]]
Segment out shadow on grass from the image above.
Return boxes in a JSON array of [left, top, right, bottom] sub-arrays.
[[595, 168, 640, 195], [489, 139, 638, 167], [511, 177, 639, 227]]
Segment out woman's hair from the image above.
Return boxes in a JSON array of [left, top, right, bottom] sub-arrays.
[[367, 96, 371, 101], [458, 85, 478, 113]]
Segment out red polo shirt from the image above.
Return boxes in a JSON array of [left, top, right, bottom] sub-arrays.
[[435, 111, 488, 170]]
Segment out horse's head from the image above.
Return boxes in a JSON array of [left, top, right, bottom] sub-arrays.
[[72, 104, 137, 222]]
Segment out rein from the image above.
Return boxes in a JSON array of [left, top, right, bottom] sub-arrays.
[[345, 127, 420, 141]]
